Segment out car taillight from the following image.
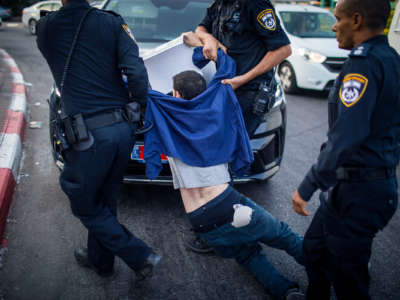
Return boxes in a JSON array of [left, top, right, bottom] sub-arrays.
[[22, 9, 24, 16]]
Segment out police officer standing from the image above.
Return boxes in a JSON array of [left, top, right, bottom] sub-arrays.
[[187, 0, 292, 253], [292, 0, 400, 299], [195, 0, 291, 136], [36, 0, 161, 282]]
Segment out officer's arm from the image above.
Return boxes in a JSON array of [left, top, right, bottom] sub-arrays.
[[298, 59, 378, 201], [226, 45, 291, 89], [117, 19, 149, 106], [224, 0, 291, 89], [36, 16, 48, 55]]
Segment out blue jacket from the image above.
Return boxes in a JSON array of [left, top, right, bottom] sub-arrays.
[[144, 47, 254, 180]]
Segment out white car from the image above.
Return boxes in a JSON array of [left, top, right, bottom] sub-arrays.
[[276, 4, 349, 93], [22, 0, 62, 35]]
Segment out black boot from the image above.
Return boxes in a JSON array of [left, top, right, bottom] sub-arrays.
[[74, 247, 114, 278], [185, 234, 214, 254], [135, 252, 162, 282]]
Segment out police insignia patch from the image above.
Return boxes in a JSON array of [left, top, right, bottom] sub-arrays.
[[339, 74, 368, 107], [257, 9, 276, 31], [122, 24, 136, 41]]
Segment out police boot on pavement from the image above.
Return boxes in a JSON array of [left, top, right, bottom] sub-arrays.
[[36, 0, 161, 284]]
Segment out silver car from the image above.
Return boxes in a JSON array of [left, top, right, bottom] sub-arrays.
[[22, 0, 62, 35]]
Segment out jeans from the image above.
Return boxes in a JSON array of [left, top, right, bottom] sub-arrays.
[[191, 192, 304, 300], [60, 122, 152, 272], [304, 178, 398, 300]]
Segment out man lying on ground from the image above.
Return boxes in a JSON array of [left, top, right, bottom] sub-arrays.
[[143, 33, 305, 300]]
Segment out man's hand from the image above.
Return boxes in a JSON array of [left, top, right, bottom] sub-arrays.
[[292, 190, 310, 216], [221, 75, 246, 90], [182, 31, 202, 47], [202, 35, 227, 62]]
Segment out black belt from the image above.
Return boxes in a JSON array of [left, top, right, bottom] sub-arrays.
[[336, 167, 396, 181], [84, 109, 126, 131]]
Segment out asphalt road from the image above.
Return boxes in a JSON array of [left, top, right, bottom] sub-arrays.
[[0, 24, 399, 300]]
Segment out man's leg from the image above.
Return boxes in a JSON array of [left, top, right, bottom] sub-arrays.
[[322, 179, 398, 300], [238, 198, 304, 266], [86, 130, 129, 273], [60, 122, 153, 272], [197, 193, 303, 299], [302, 205, 332, 300], [234, 243, 299, 299]]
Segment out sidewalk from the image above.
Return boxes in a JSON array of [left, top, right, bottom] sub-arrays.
[[0, 49, 27, 245]]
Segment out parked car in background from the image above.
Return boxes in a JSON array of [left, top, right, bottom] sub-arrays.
[[49, 0, 288, 185], [90, 0, 106, 8], [22, 0, 62, 35], [389, 0, 400, 54], [0, 5, 11, 21], [275, 4, 349, 93]]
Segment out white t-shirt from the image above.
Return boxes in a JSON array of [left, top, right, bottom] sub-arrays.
[[167, 156, 231, 189]]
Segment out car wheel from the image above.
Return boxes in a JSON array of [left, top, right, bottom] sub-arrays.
[[278, 62, 298, 94], [29, 19, 37, 35]]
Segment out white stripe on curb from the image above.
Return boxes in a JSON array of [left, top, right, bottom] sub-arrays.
[[0, 133, 22, 179], [11, 73, 24, 84], [10, 93, 27, 115], [0, 49, 27, 180], [3, 58, 17, 68]]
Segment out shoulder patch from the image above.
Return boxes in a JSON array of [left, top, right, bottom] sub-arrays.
[[349, 44, 371, 57], [122, 24, 136, 41], [257, 9, 276, 31], [339, 73, 368, 107]]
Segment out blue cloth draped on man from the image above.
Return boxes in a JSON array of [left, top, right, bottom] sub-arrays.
[[144, 47, 254, 180]]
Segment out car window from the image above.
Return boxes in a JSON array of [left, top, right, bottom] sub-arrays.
[[51, 3, 62, 11], [38, 3, 54, 11], [280, 11, 336, 38], [104, 0, 211, 42]]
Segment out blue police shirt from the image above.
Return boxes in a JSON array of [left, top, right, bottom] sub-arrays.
[[36, 0, 148, 116], [199, 0, 290, 92], [298, 35, 400, 201], [144, 47, 254, 180]]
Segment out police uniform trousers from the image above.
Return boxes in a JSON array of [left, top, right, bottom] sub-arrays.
[[303, 176, 398, 300], [60, 121, 152, 272]]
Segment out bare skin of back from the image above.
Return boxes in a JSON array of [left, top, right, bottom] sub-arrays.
[[180, 183, 229, 213]]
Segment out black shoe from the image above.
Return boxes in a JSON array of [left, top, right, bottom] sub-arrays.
[[284, 288, 305, 300], [185, 235, 214, 254], [74, 247, 114, 278], [135, 252, 162, 283]]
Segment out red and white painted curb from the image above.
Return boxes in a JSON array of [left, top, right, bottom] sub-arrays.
[[0, 49, 27, 242]]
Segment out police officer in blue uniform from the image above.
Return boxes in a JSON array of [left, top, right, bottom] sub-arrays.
[[187, 0, 292, 253], [195, 0, 291, 136], [36, 0, 161, 282], [292, 0, 400, 299]]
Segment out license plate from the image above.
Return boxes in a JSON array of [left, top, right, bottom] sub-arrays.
[[131, 144, 168, 164]]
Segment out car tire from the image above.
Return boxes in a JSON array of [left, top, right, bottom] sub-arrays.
[[278, 62, 298, 94], [29, 19, 37, 35]]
